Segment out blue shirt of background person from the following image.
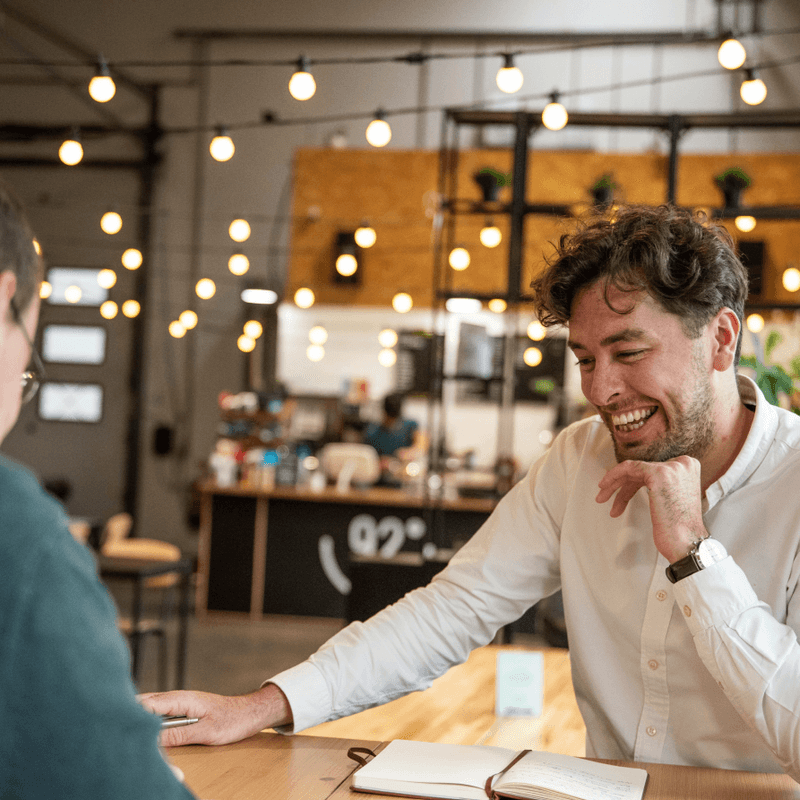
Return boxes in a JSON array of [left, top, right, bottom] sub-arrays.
[[363, 393, 419, 456]]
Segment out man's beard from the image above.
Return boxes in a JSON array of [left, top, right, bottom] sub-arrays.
[[608, 350, 715, 464]]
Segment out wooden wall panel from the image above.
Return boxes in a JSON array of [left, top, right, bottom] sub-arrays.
[[287, 147, 800, 308]]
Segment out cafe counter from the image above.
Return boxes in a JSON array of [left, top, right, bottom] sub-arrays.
[[195, 479, 496, 620]]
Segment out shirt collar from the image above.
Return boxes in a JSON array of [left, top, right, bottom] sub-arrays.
[[705, 374, 778, 508]]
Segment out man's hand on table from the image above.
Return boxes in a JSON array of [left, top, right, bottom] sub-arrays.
[[139, 683, 293, 746]]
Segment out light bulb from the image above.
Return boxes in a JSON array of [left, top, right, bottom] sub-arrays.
[[449, 246, 470, 271], [740, 73, 767, 106], [542, 97, 569, 131], [366, 113, 392, 148], [378, 348, 397, 367], [783, 267, 800, 293], [238, 335, 256, 353], [289, 57, 316, 101], [228, 253, 250, 275], [169, 320, 187, 338], [196, 278, 216, 299], [392, 292, 413, 313], [39, 281, 52, 300], [97, 268, 117, 289], [100, 300, 118, 319], [378, 328, 398, 348], [294, 287, 315, 308], [243, 320, 263, 339], [229, 218, 251, 242], [179, 310, 198, 329], [307, 344, 325, 362], [718, 38, 747, 70], [122, 299, 140, 318], [496, 54, 524, 94], [354, 225, 377, 248], [735, 215, 756, 232], [59, 137, 83, 166], [527, 320, 546, 341], [523, 346, 543, 367], [335, 253, 358, 276], [121, 248, 142, 270], [33, 238, 42, 256], [101, 211, 122, 234], [746, 313, 765, 333], [64, 285, 82, 304], [480, 222, 502, 248], [209, 130, 235, 162], [488, 298, 507, 313], [308, 325, 328, 345], [89, 74, 116, 103]]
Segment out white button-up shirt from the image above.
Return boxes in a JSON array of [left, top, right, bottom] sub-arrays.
[[271, 376, 800, 780]]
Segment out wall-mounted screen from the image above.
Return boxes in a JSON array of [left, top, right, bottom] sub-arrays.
[[46, 268, 108, 307], [38, 383, 103, 423], [42, 325, 106, 365]]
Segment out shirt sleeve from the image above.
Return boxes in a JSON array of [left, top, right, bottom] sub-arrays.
[[5, 534, 196, 799], [673, 556, 800, 782], [269, 443, 566, 733]]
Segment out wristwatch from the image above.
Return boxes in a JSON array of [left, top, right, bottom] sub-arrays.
[[665, 537, 727, 584]]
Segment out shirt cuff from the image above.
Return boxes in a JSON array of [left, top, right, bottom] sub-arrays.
[[671, 556, 761, 636], [263, 660, 333, 734]]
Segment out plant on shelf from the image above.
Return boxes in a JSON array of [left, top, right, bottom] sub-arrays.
[[739, 329, 800, 414]]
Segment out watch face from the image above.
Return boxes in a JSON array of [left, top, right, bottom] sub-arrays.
[[697, 538, 727, 568]]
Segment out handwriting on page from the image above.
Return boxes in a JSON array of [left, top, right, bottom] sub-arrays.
[[505, 761, 643, 800]]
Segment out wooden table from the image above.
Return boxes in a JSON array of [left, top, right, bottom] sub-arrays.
[[167, 732, 800, 800]]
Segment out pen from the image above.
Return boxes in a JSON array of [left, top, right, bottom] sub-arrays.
[[161, 716, 200, 729]]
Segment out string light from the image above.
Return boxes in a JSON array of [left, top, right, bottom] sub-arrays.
[[97, 268, 117, 289], [488, 298, 507, 313], [228, 253, 250, 275], [740, 69, 767, 105], [229, 218, 251, 242], [496, 53, 524, 94], [378, 348, 397, 367], [392, 292, 413, 313], [179, 310, 198, 329], [366, 110, 392, 148], [88, 57, 116, 103], [735, 215, 757, 232], [479, 220, 502, 248], [169, 320, 187, 338], [122, 299, 140, 318], [209, 127, 235, 161], [783, 267, 800, 292], [523, 346, 543, 367], [335, 253, 358, 276], [196, 278, 216, 299], [718, 37, 747, 70], [746, 313, 765, 333], [64, 285, 82, 304], [39, 281, 52, 300], [288, 56, 316, 101], [527, 320, 546, 341], [378, 328, 398, 348], [354, 223, 377, 248], [244, 320, 264, 339], [294, 287, 315, 308], [308, 325, 328, 345], [100, 300, 118, 319], [59, 133, 83, 166], [121, 248, 142, 269], [100, 211, 122, 234], [307, 344, 325, 361], [448, 246, 470, 271], [238, 334, 257, 353], [542, 92, 569, 131]]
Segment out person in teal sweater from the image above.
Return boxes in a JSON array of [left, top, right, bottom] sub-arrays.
[[0, 183, 194, 799]]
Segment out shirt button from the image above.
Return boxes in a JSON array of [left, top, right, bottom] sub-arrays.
[[656, 590, 667, 601], [683, 605, 692, 617], [647, 726, 657, 737], [648, 660, 659, 670]]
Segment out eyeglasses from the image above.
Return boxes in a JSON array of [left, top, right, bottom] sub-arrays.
[[10, 297, 46, 405]]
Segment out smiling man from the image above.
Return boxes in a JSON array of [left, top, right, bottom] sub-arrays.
[[146, 205, 800, 783]]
